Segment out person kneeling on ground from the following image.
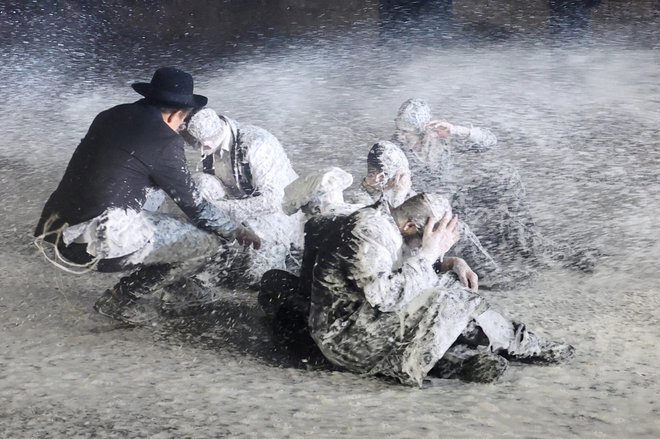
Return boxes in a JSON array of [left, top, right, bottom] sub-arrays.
[[34, 67, 259, 325], [182, 108, 301, 287]]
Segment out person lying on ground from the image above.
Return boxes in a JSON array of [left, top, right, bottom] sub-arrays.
[[34, 67, 259, 325]]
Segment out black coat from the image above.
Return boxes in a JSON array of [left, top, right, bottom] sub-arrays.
[[35, 100, 208, 237]]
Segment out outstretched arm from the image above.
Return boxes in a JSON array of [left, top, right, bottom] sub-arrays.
[[151, 141, 237, 238], [427, 120, 497, 152]]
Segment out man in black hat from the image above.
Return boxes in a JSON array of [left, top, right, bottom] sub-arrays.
[[34, 66, 259, 324]]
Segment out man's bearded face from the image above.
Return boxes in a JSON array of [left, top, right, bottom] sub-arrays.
[[400, 218, 425, 251]]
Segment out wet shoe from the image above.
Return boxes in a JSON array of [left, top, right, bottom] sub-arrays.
[[431, 345, 508, 383], [506, 323, 575, 364], [457, 352, 509, 383], [93, 288, 159, 325], [509, 339, 576, 364], [159, 278, 222, 317]]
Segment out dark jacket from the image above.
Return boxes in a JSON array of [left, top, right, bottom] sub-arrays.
[[35, 100, 209, 237]]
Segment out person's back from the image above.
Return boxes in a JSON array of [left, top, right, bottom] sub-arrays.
[[257, 213, 352, 340], [231, 122, 300, 254], [32, 67, 261, 325], [308, 202, 419, 374], [35, 101, 187, 237], [238, 123, 298, 198]]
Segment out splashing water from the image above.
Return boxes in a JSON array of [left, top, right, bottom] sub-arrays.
[[1, 2, 659, 438]]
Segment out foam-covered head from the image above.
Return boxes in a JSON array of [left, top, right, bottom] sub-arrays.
[[395, 192, 452, 229], [186, 108, 231, 155], [363, 141, 412, 207], [366, 141, 410, 178], [282, 167, 354, 215], [395, 98, 432, 134]]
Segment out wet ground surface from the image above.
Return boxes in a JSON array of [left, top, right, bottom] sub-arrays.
[[1, 1, 660, 438]]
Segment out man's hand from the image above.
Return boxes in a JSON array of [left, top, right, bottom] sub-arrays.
[[419, 212, 459, 262], [426, 120, 452, 139], [235, 223, 261, 250], [449, 257, 479, 291], [427, 120, 472, 138]]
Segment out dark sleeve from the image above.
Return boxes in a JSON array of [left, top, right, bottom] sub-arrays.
[[149, 139, 210, 229]]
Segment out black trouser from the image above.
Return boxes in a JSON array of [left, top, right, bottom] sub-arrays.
[[258, 269, 311, 340], [259, 270, 308, 325], [54, 240, 127, 273]]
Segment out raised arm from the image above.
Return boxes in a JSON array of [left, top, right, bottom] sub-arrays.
[[354, 210, 461, 312], [349, 213, 438, 313], [427, 120, 498, 152]]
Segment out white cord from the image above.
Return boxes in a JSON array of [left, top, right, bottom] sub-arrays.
[[33, 220, 100, 275]]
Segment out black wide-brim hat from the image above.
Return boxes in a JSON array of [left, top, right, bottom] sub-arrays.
[[132, 66, 208, 108]]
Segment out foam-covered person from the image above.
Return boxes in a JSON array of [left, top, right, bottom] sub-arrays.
[[360, 141, 501, 288], [182, 108, 301, 287], [259, 143, 491, 335], [392, 98, 497, 185], [308, 192, 574, 386], [358, 141, 414, 208], [392, 98, 596, 282], [260, 163, 482, 343]]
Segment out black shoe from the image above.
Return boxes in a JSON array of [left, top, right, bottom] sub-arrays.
[[159, 278, 222, 317], [506, 323, 575, 364], [457, 352, 509, 383], [93, 288, 159, 325], [509, 339, 576, 364], [431, 346, 508, 383]]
